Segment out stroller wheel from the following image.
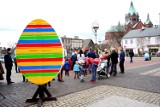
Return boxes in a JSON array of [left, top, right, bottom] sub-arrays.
[[106, 74, 108, 78], [98, 75, 101, 80]]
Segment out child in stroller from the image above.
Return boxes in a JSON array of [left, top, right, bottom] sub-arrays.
[[97, 53, 110, 79]]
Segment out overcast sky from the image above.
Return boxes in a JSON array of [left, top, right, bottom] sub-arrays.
[[0, 0, 160, 47]]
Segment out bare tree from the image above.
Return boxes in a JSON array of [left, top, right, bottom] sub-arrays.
[[108, 24, 126, 48], [137, 37, 150, 53]]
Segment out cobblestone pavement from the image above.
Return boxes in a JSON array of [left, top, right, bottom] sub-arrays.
[[0, 57, 160, 107], [30, 85, 160, 107]]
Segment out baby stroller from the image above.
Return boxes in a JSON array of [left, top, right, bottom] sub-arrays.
[[78, 61, 86, 82], [96, 59, 110, 79]]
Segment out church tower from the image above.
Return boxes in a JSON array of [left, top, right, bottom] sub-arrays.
[[144, 13, 153, 28], [125, 1, 139, 25]]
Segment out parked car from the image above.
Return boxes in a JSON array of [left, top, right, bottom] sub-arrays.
[[156, 51, 160, 57]]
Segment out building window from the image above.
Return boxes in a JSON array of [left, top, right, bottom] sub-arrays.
[[133, 18, 136, 21], [125, 40, 127, 44], [148, 38, 150, 43], [131, 39, 133, 44]]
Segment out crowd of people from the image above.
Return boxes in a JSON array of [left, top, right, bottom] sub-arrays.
[[0, 46, 127, 85], [58, 46, 126, 83]]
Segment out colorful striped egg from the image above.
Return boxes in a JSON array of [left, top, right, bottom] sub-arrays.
[[16, 19, 63, 85]]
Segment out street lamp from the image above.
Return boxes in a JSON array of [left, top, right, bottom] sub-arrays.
[[98, 40, 102, 49], [92, 20, 99, 44]]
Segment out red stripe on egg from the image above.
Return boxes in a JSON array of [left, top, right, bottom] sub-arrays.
[[21, 69, 60, 73], [26, 25, 52, 28], [16, 43, 62, 47], [16, 58, 63, 62]]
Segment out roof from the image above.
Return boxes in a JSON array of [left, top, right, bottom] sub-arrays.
[[128, 1, 138, 16], [82, 39, 94, 48], [123, 27, 160, 39], [132, 21, 143, 29], [107, 25, 125, 32]]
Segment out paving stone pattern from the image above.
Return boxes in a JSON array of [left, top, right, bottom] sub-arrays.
[[0, 57, 160, 107], [30, 85, 160, 107]]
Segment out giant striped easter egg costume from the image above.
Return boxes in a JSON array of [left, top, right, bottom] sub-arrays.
[[16, 19, 63, 85]]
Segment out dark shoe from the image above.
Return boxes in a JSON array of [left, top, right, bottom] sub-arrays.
[[10, 81, 14, 83], [120, 72, 124, 74], [113, 74, 117, 76], [7, 82, 11, 85]]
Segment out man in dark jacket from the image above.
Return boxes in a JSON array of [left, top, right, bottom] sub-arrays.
[[87, 47, 96, 59], [129, 49, 134, 63], [110, 48, 118, 76], [119, 47, 125, 73], [4, 48, 14, 84]]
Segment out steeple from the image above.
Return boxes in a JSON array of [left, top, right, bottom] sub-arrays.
[[125, 1, 139, 25], [144, 13, 153, 28], [128, 1, 138, 16], [145, 13, 152, 24]]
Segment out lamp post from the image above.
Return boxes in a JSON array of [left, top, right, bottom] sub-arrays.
[[92, 21, 99, 45], [98, 40, 102, 49]]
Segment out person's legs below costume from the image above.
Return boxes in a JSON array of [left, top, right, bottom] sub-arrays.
[[23, 76, 25, 82], [15, 62, 18, 73]]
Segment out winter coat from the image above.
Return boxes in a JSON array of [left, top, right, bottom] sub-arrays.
[[119, 50, 125, 62], [129, 51, 134, 57], [87, 51, 96, 59], [110, 50, 118, 64], [4, 53, 13, 70], [73, 64, 80, 72], [71, 54, 77, 67], [64, 61, 70, 70]]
